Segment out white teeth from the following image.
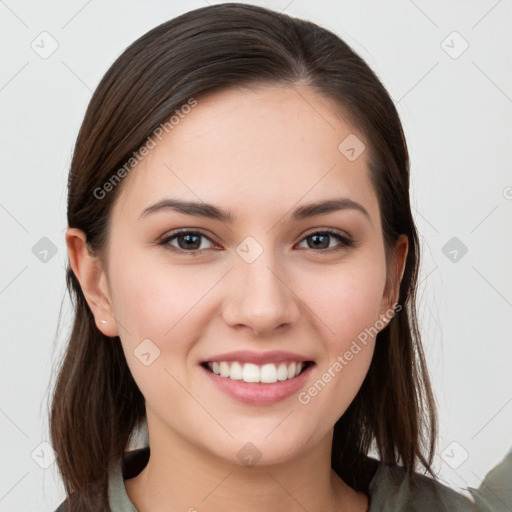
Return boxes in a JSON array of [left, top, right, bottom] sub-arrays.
[[219, 361, 230, 377], [242, 363, 260, 383], [229, 361, 243, 380], [276, 363, 288, 381], [206, 360, 307, 383], [261, 363, 278, 383]]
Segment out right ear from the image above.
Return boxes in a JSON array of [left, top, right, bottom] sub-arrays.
[[65, 227, 119, 338]]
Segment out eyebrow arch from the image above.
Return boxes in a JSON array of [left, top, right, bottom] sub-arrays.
[[138, 197, 371, 224]]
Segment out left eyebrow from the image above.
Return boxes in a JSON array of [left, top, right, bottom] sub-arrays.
[[137, 197, 372, 224], [292, 198, 371, 223]]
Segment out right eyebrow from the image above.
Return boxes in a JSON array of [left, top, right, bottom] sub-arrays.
[[138, 198, 235, 223]]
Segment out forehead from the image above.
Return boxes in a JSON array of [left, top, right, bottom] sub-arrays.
[[112, 84, 379, 226]]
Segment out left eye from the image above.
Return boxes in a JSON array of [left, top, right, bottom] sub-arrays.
[[296, 230, 352, 251]]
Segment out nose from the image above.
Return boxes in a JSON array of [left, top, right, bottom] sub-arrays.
[[222, 249, 301, 337]]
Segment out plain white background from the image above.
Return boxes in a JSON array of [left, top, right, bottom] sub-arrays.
[[1, 0, 511, 510]]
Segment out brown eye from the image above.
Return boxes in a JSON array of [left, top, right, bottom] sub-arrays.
[[159, 230, 217, 254]]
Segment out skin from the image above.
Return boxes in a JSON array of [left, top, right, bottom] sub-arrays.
[[67, 83, 408, 512]]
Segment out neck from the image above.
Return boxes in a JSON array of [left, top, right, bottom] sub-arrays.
[[125, 416, 368, 512]]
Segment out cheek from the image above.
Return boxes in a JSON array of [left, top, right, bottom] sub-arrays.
[[295, 256, 385, 411], [107, 257, 204, 410], [107, 252, 226, 387], [305, 256, 387, 348], [108, 252, 212, 340], [295, 298, 381, 433]]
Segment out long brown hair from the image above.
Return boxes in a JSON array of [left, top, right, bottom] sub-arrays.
[[49, 3, 437, 509]]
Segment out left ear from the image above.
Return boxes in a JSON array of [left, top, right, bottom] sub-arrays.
[[380, 234, 408, 320]]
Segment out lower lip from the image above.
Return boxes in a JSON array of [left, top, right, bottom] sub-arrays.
[[201, 364, 314, 405]]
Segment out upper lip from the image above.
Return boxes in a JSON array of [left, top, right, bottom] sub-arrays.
[[201, 350, 314, 365]]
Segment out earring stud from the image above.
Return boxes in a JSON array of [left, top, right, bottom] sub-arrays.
[[100, 319, 107, 324]]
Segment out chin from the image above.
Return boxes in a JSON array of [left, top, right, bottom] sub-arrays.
[[203, 429, 318, 469]]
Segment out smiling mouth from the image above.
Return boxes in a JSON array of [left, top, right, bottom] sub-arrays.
[[201, 360, 314, 384]]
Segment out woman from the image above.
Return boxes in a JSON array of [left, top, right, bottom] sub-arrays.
[[50, 3, 510, 511]]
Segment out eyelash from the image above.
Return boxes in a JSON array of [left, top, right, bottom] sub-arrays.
[[158, 229, 354, 256]]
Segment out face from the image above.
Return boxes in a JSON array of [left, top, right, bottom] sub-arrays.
[[72, 84, 406, 466]]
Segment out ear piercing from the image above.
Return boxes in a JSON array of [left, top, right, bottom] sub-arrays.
[[100, 319, 107, 324]]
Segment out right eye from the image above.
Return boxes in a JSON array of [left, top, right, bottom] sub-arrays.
[[159, 230, 219, 255]]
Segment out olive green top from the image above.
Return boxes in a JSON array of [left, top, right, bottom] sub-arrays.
[[54, 446, 512, 511]]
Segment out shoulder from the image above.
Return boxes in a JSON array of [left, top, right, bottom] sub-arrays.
[[368, 462, 478, 511], [51, 447, 149, 512], [368, 448, 512, 512], [52, 497, 112, 512]]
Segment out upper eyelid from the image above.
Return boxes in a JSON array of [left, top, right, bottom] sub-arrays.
[[160, 228, 219, 245], [301, 227, 351, 240]]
